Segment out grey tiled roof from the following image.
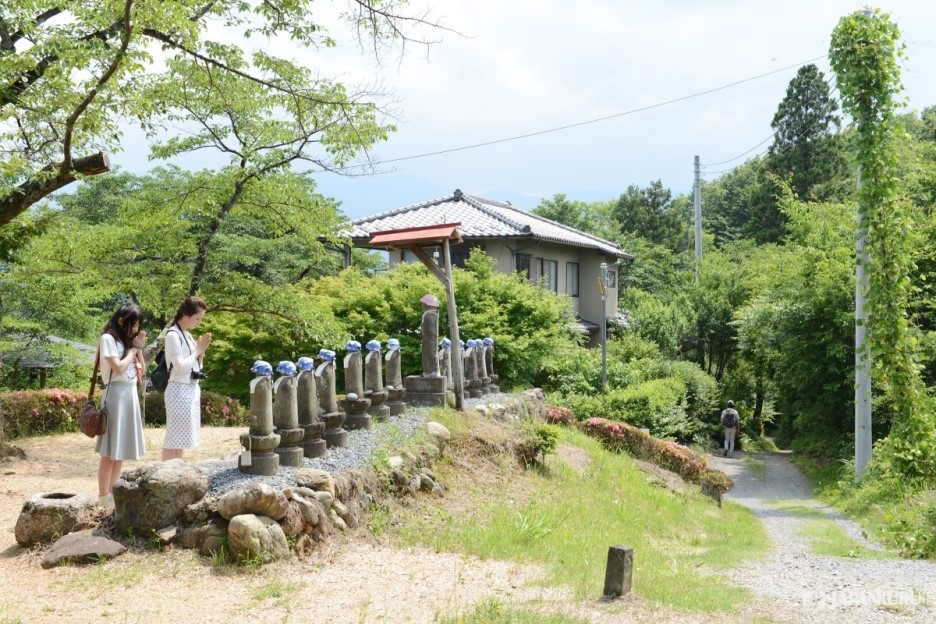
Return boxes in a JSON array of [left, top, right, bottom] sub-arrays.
[[348, 189, 632, 259]]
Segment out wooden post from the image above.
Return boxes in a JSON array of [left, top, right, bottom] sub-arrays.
[[603, 545, 633, 597], [442, 239, 464, 410]]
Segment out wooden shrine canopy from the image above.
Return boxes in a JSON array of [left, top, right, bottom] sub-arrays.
[[367, 222, 463, 250]]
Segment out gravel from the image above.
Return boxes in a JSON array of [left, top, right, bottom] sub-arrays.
[[205, 411, 426, 496], [712, 451, 936, 624]]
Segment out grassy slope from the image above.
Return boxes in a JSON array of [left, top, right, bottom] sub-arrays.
[[387, 410, 770, 614]]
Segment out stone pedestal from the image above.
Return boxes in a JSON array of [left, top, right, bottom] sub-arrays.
[[239, 432, 281, 475], [322, 411, 349, 448], [341, 394, 372, 430], [297, 368, 327, 458], [403, 375, 447, 407], [274, 428, 304, 466]]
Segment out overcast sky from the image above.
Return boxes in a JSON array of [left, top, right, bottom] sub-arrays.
[[122, 0, 936, 220]]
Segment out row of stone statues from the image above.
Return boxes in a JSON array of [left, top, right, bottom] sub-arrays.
[[240, 339, 407, 476], [238, 293, 500, 476]]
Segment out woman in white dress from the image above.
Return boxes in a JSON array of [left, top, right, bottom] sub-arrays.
[[161, 296, 212, 461], [96, 303, 148, 507]]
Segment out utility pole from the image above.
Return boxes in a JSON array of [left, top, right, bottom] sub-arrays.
[[693, 155, 702, 282], [855, 171, 871, 481], [599, 262, 608, 392]]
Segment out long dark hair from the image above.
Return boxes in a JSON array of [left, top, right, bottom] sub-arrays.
[[173, 296, 207, 324], [103, 303, 145, 351]]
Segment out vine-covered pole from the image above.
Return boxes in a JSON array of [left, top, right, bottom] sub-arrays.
[[831, 8, 936, 481]]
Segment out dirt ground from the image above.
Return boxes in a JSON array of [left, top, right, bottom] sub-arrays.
[[0, 428, 709, 624]]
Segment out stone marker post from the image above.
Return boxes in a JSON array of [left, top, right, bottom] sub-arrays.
[[316, 349, 348, 448], [384, 338, 407, 415], [297, 356, 327, 459], [271, 361, 304, 467], [240, 360, 281, 475], [603, 545, 634, 597], [403, 294, 447, 406], [364, 339, 390, 421], [340, 340, 372, 431]]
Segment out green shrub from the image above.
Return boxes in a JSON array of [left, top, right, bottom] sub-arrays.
[[699, 468, 735, 495], [0, 388, 86, 438], [560, 376, 706, 442], [143, 391, 246, 427]]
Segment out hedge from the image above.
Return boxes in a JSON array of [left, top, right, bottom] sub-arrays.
[[0, 388, 247, 440]]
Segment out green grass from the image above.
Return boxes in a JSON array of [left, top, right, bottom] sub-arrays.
[[251, 579, 306, 605], [743, 455, 767, 481], [437, 598, 589, 624], [793, 454, 936, 558], [762, 499, 891, 559], [399, 426, 770, 612]]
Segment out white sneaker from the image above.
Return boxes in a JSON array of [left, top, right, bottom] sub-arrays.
[[97, 493, 114, 508]]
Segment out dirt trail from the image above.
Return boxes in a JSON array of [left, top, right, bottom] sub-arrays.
[[711, 451, 936, 624]]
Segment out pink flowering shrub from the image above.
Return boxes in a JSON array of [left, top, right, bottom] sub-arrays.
[[143, 391, 246, 427], [544, 405, 575, 426], [0, 388, 246, 439], [0, 389, 87, 439], [580, 417, 732, 492]]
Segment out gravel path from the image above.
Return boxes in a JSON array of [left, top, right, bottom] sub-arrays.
[[711, 451, 936, 624]]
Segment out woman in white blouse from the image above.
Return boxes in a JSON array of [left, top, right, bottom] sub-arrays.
[[161, 296, 212, 461], [96, 303, 148, 507]]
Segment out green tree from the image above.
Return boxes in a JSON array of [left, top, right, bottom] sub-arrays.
[[613, 180, 684, 249], [0, 0, 445, 226], [769, 64, 844, 200], [532, 194, 621, 243]]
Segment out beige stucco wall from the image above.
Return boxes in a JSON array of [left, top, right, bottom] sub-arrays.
[[388, 238, 620, 326]]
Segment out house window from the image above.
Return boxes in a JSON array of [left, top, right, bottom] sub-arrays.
[[515, 253, 531, 279], [542, 259, 558, 292], [606, 267, 617, 288], [566, 262, 580, 297]]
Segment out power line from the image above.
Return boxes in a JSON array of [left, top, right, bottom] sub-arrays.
[[336, 54, 829, 171], [701, 76, 840, 169]]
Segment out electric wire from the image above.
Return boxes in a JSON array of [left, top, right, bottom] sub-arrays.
[[335, 54, 829, 171], [700, 75, 839, 172]]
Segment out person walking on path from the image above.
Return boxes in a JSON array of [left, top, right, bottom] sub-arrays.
[[721, 400, 740, 458], [160, 296, 212, 461], [96, 303, 148, 507]]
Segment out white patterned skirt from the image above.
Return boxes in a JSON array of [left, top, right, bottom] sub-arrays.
[[163, 382, 201, 450], [95, 382, 146, 461]]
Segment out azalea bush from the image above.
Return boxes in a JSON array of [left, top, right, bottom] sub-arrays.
[[143, 391, 247, 427], [0, 388, 246, 439], [0, 388, 86, 439], [580, 417, 721, 487]]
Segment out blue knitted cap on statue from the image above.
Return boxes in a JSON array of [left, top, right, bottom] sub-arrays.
[[318, 349, 336, 362], [441, 337, 452, 349], [483, 337, 494, 346], [276, 360, 297, 376], [387, 338, 400, 350], [296, 356, 315, 372], [366, 339, 381, 352], [345, 340, 361, 352], [251, 360, 273, 376]]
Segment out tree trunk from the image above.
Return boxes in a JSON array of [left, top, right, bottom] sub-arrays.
[[188, 180, 244, 296]]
